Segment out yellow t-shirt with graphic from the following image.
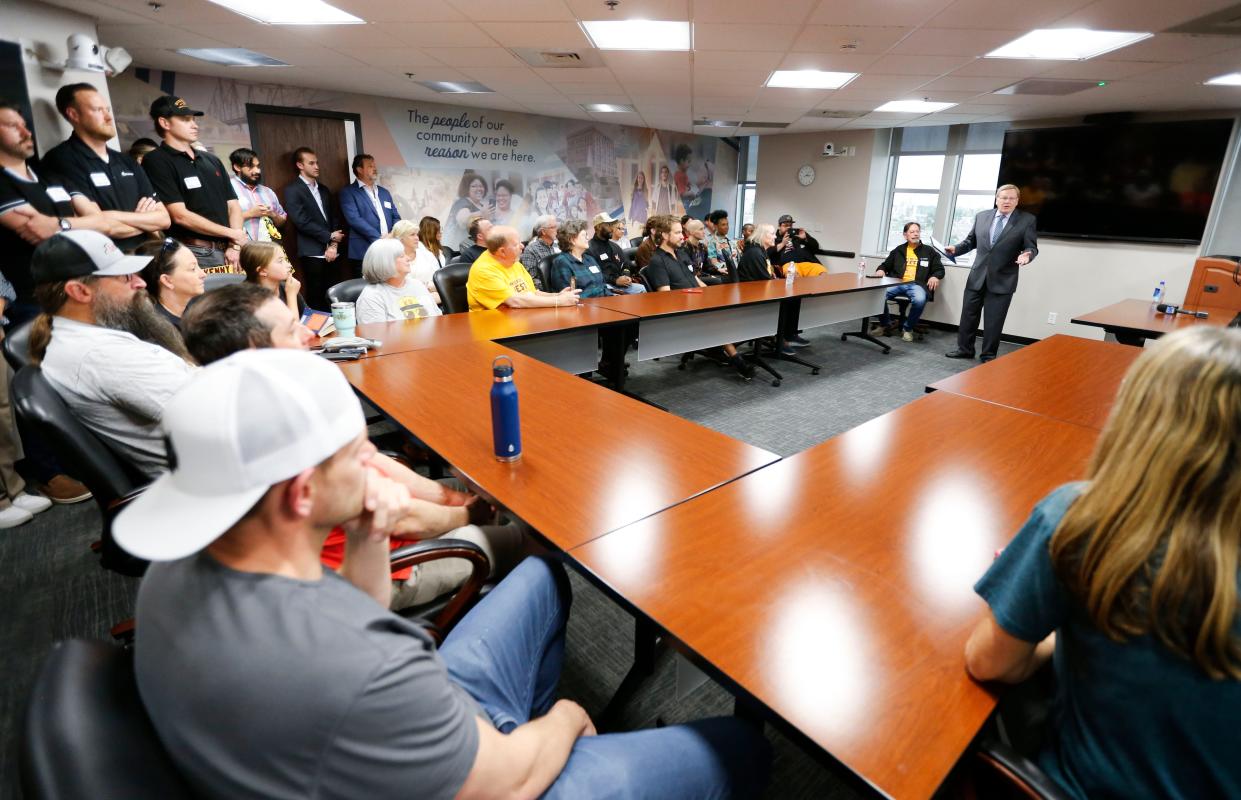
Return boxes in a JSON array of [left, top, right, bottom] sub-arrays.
[[902, 244, 918, 281], [466, 251, 536, 311]]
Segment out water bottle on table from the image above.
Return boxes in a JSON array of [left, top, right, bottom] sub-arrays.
[[858, 257, 867, 279], [1150, 280, 1165, 308], [490, 355, 522, 463]]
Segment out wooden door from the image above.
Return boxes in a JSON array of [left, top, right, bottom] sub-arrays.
[[249, 109, 354, 261]]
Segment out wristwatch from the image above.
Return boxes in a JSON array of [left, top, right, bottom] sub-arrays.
[[58, 217, 71, 231]]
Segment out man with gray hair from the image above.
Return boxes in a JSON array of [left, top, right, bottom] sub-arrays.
[[519, 214, 558, 291]]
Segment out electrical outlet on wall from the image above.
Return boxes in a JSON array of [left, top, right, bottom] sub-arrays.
[[846, 145, 856, 156], [1047, 312, 1058, 324]]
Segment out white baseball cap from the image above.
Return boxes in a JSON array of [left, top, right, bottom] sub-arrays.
[[30, 230, 152, 284], [114, 348, 366, 561]]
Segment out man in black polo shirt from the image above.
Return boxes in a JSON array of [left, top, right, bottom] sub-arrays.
[[643, 215, 753, 380], [140, 96, 244, 271], [41, 83, 169, 252]]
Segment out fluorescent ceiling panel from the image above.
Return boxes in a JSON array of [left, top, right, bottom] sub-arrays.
[[204, 0, 363, 25], [174, 48, 289, 66], [985, 29, 1152, 61], [875, 100, 957, 113], [580, 20, 691, 51], [765, 70, 857, 89], [1205, 72, 1241, 86], [582, 103, 636, 112], [418, 81, 494, 94]]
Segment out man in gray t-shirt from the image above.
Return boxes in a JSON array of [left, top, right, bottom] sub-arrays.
[[117, 348, 770, 799]]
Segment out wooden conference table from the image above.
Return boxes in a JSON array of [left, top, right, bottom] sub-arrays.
[[572, 390, 1099, 799], [1071, 298, 1232, 346], [339, 338, 778, 550], [927, 334, 1140, 431]]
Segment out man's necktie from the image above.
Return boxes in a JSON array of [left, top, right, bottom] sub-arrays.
[[990, 213, 1006, 247]]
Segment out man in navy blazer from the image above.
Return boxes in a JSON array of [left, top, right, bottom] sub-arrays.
[[944, 184, 1038, 363], [283, 146, 343, 309], [340, 154, 401, 274]]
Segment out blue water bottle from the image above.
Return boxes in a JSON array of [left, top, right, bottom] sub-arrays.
[[490, 355, 522, 462]]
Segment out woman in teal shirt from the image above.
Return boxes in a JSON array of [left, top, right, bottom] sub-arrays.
[[548, 219, 607, 298], [967, 326, 1241, 799]]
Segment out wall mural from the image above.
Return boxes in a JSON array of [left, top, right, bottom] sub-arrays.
[[110, 70, 729, 245]]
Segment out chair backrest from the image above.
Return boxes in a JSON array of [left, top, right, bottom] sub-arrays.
[[537, 254, 555, 291], [441, 246, 458, 261], [12, 366, 149, 575], [327, 278, 367, 305], [433, 263, 472, 314], [446, 255, 470, 268], [1184, 256, 1241, 312], [2, 318, 35, 371], [202, 272, 245, 293], [621, 246, 637, 269], [22, 639, 193, 800], [630, 236, 644, 247]]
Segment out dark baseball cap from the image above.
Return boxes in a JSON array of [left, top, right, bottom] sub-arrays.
[[149, 95, 204, 120], [31, 231, 152, 285], [778, 214, 795, 225]]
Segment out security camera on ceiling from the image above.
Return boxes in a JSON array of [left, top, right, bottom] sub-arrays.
[[42, 34, 133, 76]]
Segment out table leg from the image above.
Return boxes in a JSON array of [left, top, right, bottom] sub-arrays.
[[599, 616, 662, 732]]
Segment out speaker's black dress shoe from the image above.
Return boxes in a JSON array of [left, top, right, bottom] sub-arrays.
[[944, 349, 975, 359]]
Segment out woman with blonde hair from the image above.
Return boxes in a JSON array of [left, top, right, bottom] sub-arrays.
[[966, 326, 1241, 799], [240, 241, 303, 316]]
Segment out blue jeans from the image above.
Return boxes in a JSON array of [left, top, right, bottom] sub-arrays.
[[441, 557, 772, 799], [878, 283, 928, 331], [609, 282, 647, 295]]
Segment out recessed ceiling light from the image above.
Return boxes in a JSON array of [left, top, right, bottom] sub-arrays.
[[581, 103, 635, 113], [175, 48, 289, 66], [875, 100, 957, 113], [203, 0, 362, 25], [580, 20, 691, 51], [765, 70, 858, 90], [985, 29, 1152, 60], [694, 119, 742, 127], [417, 80, 494, 94], [1205, 72, 1241, 86]]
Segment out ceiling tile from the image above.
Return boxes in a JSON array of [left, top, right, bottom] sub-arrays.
[[564, 0, 688, 19], [1049, 0, 1240, 31], [1097, 33, 1241, 63], [695, 23, 801, 51], [446, 0, 574, 21], [894, 28, 1020, 57], [95, 23, 228, 49], [283, 23, 408, 48], [694, 0, 818, 21], [1035, 60, 1166, 80], [475, 21, 593, 48], [255, 47, 371, 68], [332, 0, 467, 21], [947, 58, 1058, 77], [534, 67, 616, 83], [806, 0, 954, 27], [917, 75, 1015, 91], [422, 47, 522, 67], [166, 23, 312, 50], [601, 51, 692, 72], [867, 53, 973, 75], [778, 52, 882, 71], [743, 108, 807, 122], [381, 22, 494, 47], [923, 0, 1092, 31], [753, 87, 833, 108], [356, 48, 449, 68], [693, 51, 784, 71], [844, 73, 942, 91], [789, 25, 913, 54]]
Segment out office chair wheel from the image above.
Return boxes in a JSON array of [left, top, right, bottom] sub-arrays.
[[811, 368, 820, 375], [839, 333, 848, 342]]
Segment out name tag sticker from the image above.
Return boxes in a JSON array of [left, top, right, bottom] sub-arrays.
[[588, 265, 600, 274], [383, 200, 392, 209], [184, 175, 202, 189], [919, 259, 929, 267], [120, 171, 134, 177], [89, 172, 111, 187], [46, 186, 71, 203], [600, 253, 609, 260]]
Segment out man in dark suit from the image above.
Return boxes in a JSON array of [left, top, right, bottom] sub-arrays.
[[283, 147, 343, 309], [945, 184, 1037, 363], [339, 153, 400, 275]]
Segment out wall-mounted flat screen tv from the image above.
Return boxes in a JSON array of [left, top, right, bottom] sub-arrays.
[[997, 119, 1235, 245]]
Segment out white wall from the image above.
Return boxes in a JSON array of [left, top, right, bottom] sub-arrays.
[[754, 129, 879, 272], [756, 127, 1210, 341], [714, 139, 739, 220], [0, 0, 114, 156]]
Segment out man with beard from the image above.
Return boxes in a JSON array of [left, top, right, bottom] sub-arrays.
[[228, 148, 286, 243], [41, 83, 170, 252], [30, 230, 195, 479]]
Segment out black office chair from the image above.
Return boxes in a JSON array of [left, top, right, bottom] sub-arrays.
[[21, 640, 193, 800], [446, 255, 471, 268], [433, 263, 472, 314], [621, 246, 638, 270], [11, 367, 150, 577], [2, 318, 34, 371], [537, 254, 555, 292], [202, 272, 245, 293], [327, 278, 367, 305], [881, 286, 936, 339], [630, 236, 644, 247], [969, 738, 1073, 800], [442, 246, 459, 261]]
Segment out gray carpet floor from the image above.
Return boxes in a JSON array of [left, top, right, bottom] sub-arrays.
[[0, 320, 1019, 799]]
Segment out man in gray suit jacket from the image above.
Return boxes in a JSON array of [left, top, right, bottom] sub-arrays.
[[945, 184, 1037, 362]]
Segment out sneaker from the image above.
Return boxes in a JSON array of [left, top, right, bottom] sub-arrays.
[[902, 330, 914, 342], [0, 505, 34, 529], [39, 475, 92, 504], [778, 344, 797, 356], [12, 493, 52, 515], [789, 334, 811, 347], [868, 322, 886, 336]]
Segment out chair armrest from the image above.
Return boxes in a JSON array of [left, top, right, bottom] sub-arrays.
[[389, 538, 490, 643], [974, 738, 1073, 800], [814, 248, 856, 259]]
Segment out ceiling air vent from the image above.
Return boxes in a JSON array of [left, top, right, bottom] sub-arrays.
[[738, 121, 791, 129], [815, 109, 861, 118], [993, 79, 1101, 96], [512, 48, 605, 68]]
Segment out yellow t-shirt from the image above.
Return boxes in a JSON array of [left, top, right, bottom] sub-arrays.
[[902, 244, 918, 282], [466, 251, 536, 311]]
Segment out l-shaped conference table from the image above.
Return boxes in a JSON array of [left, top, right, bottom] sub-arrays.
[[337, 275, 1126, 799]]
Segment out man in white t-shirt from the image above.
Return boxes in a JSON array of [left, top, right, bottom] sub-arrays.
[[31, 230, 196, 478]]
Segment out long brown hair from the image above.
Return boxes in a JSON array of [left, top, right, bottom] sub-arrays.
[[1050, 327, 1241, 678], [418, 216, 442, 259], [28, 278, 93, 365], [239, 242, 282, 284]]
